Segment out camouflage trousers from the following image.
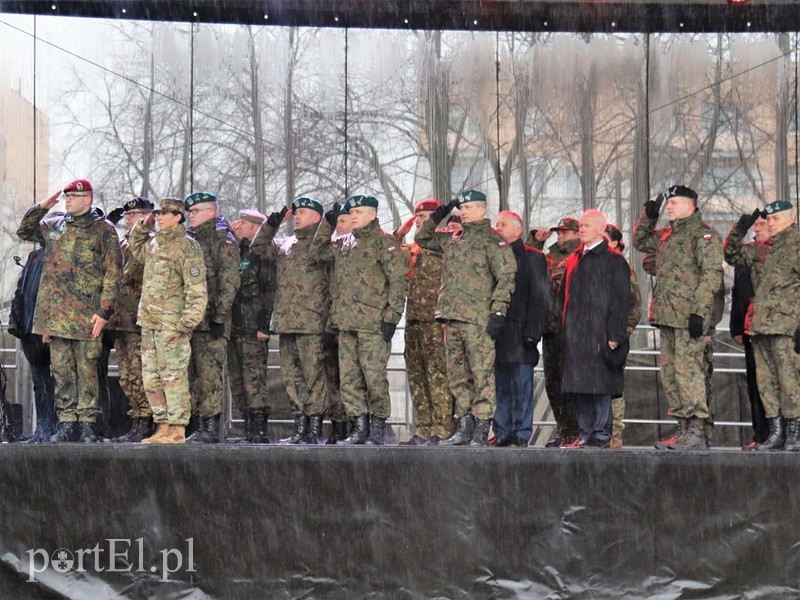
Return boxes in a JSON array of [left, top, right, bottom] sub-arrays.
[[443, 321, 495, 420], [114, 331, 151, 418], [338, 330, 391, 418], [279, 333, 327, 417], [405, 320, 454, 439], [323, 334, 347, 422], [189, 332, 227, 418], [49, 337, 102, 423], [542, 332, 578, 436], [752, 334, 800, 419], [659, 326, 710, 420], [228, 335, 271, 414], [141, 329, 192, 426], [704, 335, 715, 440], [611, 396, 625, 439]]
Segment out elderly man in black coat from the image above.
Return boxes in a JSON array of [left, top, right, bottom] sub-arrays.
[[557, 209, 631, 448], [492, 211, 549, 446]]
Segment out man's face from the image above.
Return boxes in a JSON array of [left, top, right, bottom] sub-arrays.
[[350, 206, 377, 230], [156, 209, 182, 231], [766, 211, 794, 237], [294, 207, 321, 231], [124, 209, 150, 230], [187, 202, 216, 228], [666, 196, 695, 221], [336, 214, 352, 235], [494, 215, 522, 244], [459, 201, 486, 224], [414, 210, 433, 229], [237, 220, 260, 241], [753, 216, 770, 241], [556, 229, 579, 243], [578, 214, 606, 246], [63, 191, 92, 217]]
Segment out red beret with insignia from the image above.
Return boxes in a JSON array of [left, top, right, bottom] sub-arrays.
[[63, 179, 93, 193], [414, 199, 440, 214]]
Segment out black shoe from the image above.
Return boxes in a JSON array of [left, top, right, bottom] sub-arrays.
[[427, 435, 441, 446], [250, 412, 270, 444], [75, 422, 99, 443], [440, 415, 475, 446], [515, 437, 530, 447], [300, 415, 323, 445], [756, 417, 785, 451], [469, 418, 491, 447], [186, 415, 221, 444], [281, 415, 309, 444], [364, 415, 386, 446], [50, 422, 77, 443], [340, 414, 370, 445], [326, 421, 349, 445]]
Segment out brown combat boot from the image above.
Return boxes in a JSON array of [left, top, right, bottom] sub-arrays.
[[655, 418, 686, 450], [157, 425, 186, 445], [609, 436, 623, 449], [668, 417, 706, 450], [142, 423, 170, 444]]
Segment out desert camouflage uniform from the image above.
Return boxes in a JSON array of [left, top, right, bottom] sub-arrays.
[[17, 205, 121, 423], [129, 220, 207, 425], [415, 218, 516, 420]]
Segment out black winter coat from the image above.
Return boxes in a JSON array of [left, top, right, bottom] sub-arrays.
[[495, 238, 549, 365], [8, 246, 45, 339], [558, 240, 631, 396]]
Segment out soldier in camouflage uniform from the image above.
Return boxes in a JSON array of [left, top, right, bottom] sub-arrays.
[[394, 199, 455, 446], [249, 198, 333, 445], [524, 228, 552, 252], [542, 217, 581, 447], [129, 199, 208, 444], [633, 185, 724, 450], [724, 200, 800, 451], [312, 195, 408, 445], [17, 179, 122, 443], [107, 197, 155, 443], [184, 192, 241, 443], [415, 189, 517, 447], [228, 209, 276, 444]]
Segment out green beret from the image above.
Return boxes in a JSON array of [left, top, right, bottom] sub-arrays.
[[345, 195, 378, 211], [764, 200, 793, 215], [455, 189, 487, 206], [291, 197, 324, 215], [184, 191, 217, 210]]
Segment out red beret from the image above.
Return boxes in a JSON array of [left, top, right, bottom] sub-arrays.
[[414, 199, 440, 214], [63, 179, 93, 193]]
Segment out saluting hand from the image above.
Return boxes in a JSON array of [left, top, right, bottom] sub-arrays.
[[39, 190, 61, 210]]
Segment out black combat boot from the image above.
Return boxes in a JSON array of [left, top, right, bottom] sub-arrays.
[[281, 415, 309, 444], [364, 415, 387, 446], [50, 421, 76, 443], [326, 421, 349, 445], [469, 418, 491, 447], [440, 414, 475, 446], [340, 414, 370, 445], [655, 418, 687, 450], [250, 412, 270, 444], [301, 416, 323, 445], [112, 418, 141, 443], [756, 417, 785, 451], [784, 418, 800, 452], [75, 422, 99, 443], [186, 415, 220, 444], [669, 417, 706, 450], [242, 411, 254, 443]]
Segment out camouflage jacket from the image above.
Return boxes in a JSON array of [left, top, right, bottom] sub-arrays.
[[545, 238, 581, 333], [403, 243, 443, 323], [724, 224, 800, 336], [249, 222, 330, 334], [17, 205, 122, 341], [231, 238, 276, 336], [313, 219, 407, 333], [186, 216, 241, 334], [632, 208, 724, 328], [129, 222, 208, 333], [626, 262, 643, 337], [107, 236, 144, 333], [415, 218, 516, 325]]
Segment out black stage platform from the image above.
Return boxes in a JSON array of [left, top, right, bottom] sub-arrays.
[[0, 444, 796, 598]]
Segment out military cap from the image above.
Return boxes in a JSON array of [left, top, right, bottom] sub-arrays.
[[157, 198, 185, 215], [550, 217, 579, 232], [414, 199, 440, 214], [763, 200, 793, 215], [345, 195, 379, 211], [63, 179, 92, 193], [605, 224, 623, 243], [665, 184, 698, 202], [239, 208, 266, 225], [454, 189, 487, 206], [184, 191, 217, 210], [291, 197, 324, 215], [123, 196, 154, 212]]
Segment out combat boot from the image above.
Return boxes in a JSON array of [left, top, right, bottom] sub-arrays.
[[242, 411, 254, 442], [756, 417, 785, 451], [326, 421, 349, 445], [250, 412, 270, 444], [75, 422, 99, 443], [469, 418, 491, 447], [281, 415, 309, 444], [655, 418, 687, 450], [668, 417, 706, 450], [112, 418, 142, 443], [340, 414, 370, 445], [301, 415, 323, 445], [440, 414, 475, 446], [142, 423, 170, 444], [50, 421, 76, 443], [364, 415, 386, 446], [186, 415, 220, 444], [159, 425, 186, 445], [783, 418, 800, 452]]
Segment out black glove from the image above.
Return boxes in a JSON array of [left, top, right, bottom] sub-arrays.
[[794, 328, 800, 354], [380, 321, 397, 343], [487, 313, 505, 340], [644, 197, 663, 220], [325, 203, 341, 227], [267, 206, 288, 228], [210, 323, 226, 339], [431, 200, 457, 225], [523, 336, 539, 351], [688, 314, 704, 339], [734, 209, 762, 235]]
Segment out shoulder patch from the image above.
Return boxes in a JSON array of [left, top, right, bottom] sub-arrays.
[[190, 266, 201, 277]]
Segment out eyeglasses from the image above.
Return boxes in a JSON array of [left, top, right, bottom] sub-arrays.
[[125, 210, 148, 217], [188, 207, 213, 216], [61, 193, 90, 200], [153, 209, 180, 217]]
